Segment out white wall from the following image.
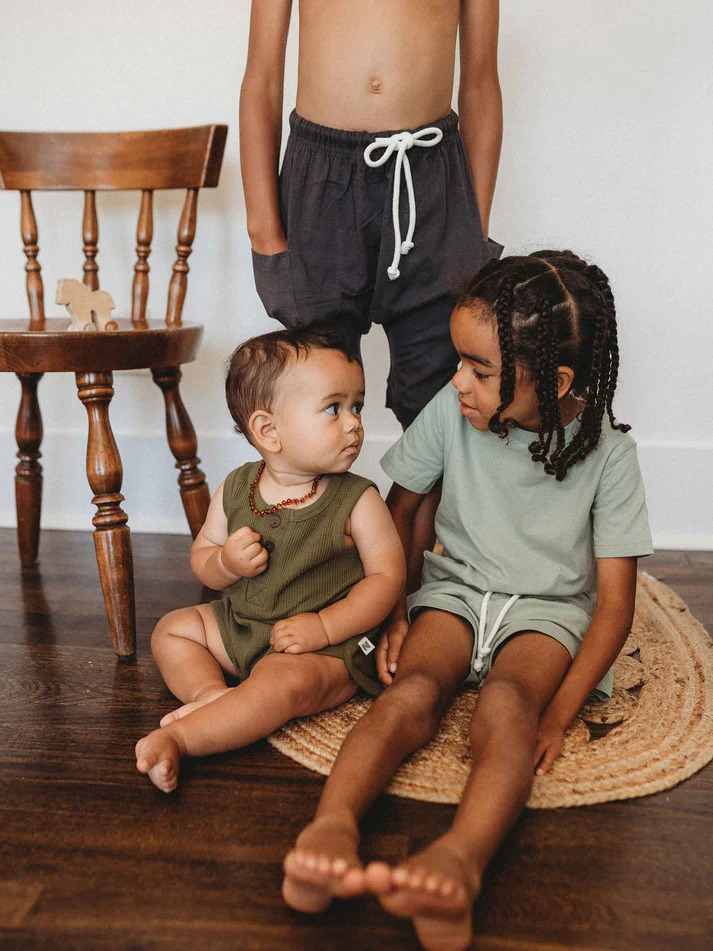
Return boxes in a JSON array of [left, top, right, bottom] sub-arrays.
[[1, 1, 711, 548]]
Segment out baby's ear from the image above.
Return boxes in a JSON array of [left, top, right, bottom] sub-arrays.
[[248, 410, 281, 454]]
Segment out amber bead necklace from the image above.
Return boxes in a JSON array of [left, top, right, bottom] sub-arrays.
[[248, 461, 323, 516]]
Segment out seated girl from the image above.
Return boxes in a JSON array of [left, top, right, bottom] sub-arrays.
[[282, 251, 653, 951]]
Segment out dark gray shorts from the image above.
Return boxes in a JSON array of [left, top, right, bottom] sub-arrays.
[[251, 109, 503, 427]]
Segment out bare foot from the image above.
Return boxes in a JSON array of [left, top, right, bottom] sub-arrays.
[[135, 728, 185, 793], [282, 815, 363, 913], [364, 837, 480, 951], [159, 685, 231, 727]]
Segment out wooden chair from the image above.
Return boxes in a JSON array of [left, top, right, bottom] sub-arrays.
[[0, 125, 228, 657]]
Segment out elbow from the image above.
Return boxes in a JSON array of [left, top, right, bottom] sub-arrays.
[[458, 73, 502, 110], [241, 67, 284, 109]]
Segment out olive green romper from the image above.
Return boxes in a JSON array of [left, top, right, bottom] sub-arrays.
[[210, 461, 383, 695]]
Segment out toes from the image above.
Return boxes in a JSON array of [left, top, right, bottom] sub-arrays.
[[424, 873, 442, 894], [407, 867, 427, 890], [340, 866, 366, 896], [331, 857, 347, 876], [159, 711, 179, 727], [135, 747, 157, 773], [364, 861, 393, 894]]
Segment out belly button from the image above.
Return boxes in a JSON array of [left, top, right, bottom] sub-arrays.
[[369, 78, 384, 94]]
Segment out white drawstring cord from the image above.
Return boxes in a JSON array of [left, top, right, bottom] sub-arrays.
[[363, 127, 444, 281], [472, 592, 521, 674]]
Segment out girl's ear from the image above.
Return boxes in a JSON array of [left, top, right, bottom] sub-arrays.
[[248, 409, 281, 455], [556, 366, 575, 400]]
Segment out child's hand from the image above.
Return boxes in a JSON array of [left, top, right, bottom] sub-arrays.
[[376, 615, 410, 686], [220, 526, 269, 579], [270, 613, 329, 654], [533, 709, 567, 775]]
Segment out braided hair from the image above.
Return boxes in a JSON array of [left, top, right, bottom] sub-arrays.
[[457, 250, 629, 481]]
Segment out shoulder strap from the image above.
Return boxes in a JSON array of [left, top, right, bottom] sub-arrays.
[[328, 472, 379, 526], [222, 461, 261, 518]]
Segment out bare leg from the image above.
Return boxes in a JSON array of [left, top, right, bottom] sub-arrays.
[[282, 609, 473, 912], [365, 632, 572, 951], [150, 603, 237, 726], [136, 651, 356, 793]]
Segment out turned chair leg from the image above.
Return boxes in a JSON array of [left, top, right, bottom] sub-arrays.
[[151, 366, 210, 538], [15, 372, 44, 567], [76, 371, 136, 657]]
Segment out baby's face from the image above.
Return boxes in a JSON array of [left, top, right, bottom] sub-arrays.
[[271, 348, 365, 476]]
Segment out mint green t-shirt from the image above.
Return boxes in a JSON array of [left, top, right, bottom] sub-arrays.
[[381, 383, 653, 601]]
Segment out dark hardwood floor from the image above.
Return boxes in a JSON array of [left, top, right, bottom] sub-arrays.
[[1, 527, 712, 950]]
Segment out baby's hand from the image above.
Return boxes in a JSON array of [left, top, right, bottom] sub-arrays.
[[376, 615, 410, 686], [270, 613, 329, 654], [220, 525, 268, 579]]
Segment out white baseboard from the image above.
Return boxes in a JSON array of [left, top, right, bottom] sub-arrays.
[[0, 429, 710, 550]]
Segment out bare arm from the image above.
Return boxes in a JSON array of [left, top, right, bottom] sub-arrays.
[[535, 557, 638, 772], [370, 482, 426, 684], [318, 487, 407, 643], [190, 483, 268, 590], [385, 482, 427, 619], [270, 487, 406, 655], [458, 0, 502, 238], [239, 0, 293, 253]]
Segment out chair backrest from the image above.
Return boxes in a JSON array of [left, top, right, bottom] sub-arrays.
[[0, 125, 228, 329]]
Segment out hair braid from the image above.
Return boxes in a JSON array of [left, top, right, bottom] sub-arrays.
[[489, 279, 518, 437], [530, 296, 560, 462], [584, 264, 631, 434], [455, 250, 632, 480]]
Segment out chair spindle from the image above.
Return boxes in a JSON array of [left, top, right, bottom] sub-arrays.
[[20, 191, 45, 328], [82, 190, 99, 290], [131, 189, 153, 325], [165, 187, 198, 326]]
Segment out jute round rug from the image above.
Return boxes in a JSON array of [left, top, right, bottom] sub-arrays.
[[268, 572, 713, 808]]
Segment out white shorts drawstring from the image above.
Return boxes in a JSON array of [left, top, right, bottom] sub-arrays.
[[472, 592, 521, 675], [363, 127, 444, 281]]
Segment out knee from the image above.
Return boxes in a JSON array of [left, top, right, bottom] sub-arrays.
[[471, 677, 538, 740], [376, 671, 447, 739], [150, 606, 203, 657], [262, 657, 325, 716]]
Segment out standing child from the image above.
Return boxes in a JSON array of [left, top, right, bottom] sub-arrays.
[[240, 0, 503, 575], [135, 329, 405, 793], [281, 252, 653, 951]]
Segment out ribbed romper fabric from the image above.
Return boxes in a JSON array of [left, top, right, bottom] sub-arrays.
[[210, 462, 383, 695]]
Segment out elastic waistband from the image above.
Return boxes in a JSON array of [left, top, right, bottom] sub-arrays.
[[288, 108, 460, 153]]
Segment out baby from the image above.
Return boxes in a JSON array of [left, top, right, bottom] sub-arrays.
[[135, 327, 405, 792]]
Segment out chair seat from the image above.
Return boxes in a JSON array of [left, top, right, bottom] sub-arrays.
[[0, 318, 203, 373]]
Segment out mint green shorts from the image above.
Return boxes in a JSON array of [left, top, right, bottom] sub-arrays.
[[407, 579, 613, 700]]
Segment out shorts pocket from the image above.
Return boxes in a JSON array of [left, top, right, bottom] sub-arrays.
[[251, 248, 302, 327], [483, 237, 504, 261]]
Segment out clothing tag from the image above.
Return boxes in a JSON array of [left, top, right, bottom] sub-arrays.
[[358, 636, 376, 656]]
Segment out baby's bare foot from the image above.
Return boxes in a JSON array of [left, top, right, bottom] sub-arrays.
[[159, 685, 230, 727], [364, 836, 480, 951], [282, 815, 363, 913], [135, 728, 184, 793]]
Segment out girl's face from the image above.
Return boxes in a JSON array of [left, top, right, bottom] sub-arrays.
[[449, 303, 545, 433]]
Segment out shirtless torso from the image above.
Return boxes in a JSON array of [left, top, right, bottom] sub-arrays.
[[296, 0, 460, 132], [241, 0, 500, 253]]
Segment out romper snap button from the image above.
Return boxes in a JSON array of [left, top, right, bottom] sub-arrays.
[[269, 515, 281, 528], [263, 540, 275, 553]]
